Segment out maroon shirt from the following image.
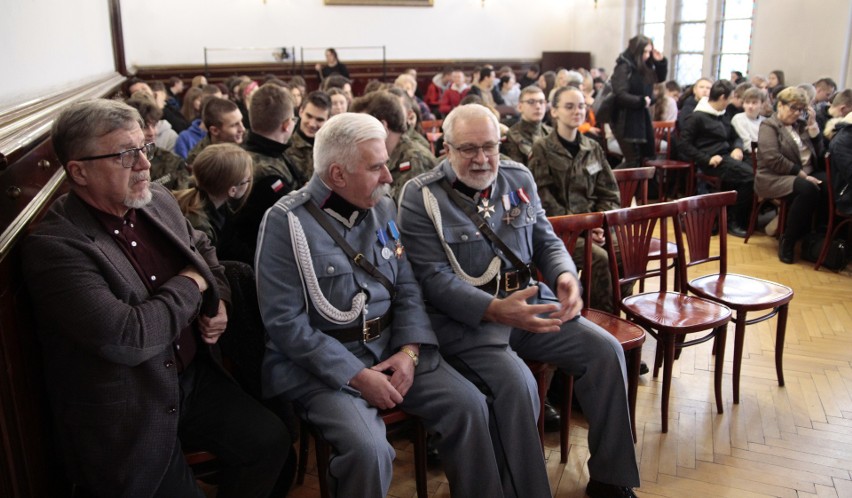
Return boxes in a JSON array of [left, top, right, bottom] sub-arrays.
[[89, 207, 198, 370]]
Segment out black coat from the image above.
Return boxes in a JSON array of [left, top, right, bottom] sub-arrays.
[[829, 120, 852, 209], [610, 51, 668, 153], [679, 106, 743, 168]]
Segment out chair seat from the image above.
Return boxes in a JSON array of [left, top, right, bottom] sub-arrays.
[[648, 237, 677, 259], [688, 273, 794, 310], [623, 292, 731, 332], [646, 159, 691, 170], [581, 309, 646, 350]]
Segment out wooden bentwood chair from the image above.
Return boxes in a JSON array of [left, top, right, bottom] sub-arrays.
[[420, 119, 443, 156], [815, 152, 852, 271], [675, 191, 793, 403], [549, 212, 646, 442], [603, 201, 732, 433], [645, 121, 694, 201]]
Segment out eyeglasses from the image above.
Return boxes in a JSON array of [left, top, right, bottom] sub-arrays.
[[447, 142, 501, 159], [76, 142, 155, 169], [521, 99, 547, 106]]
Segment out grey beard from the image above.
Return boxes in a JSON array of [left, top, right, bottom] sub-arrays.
[[371, 183, 391, 201]]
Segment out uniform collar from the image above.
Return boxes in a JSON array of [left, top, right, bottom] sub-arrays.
[[307, 176, 367, 228]]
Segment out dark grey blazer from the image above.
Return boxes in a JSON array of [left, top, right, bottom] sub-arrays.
[[22, 183, 228, 497]]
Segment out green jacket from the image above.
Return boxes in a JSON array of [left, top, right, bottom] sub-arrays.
[[503, 120, 551, 165], [150, 147, 191, 190], [528, 130, 620, 216], [284, 131, 314, 182], [387, 133, 437, 201]]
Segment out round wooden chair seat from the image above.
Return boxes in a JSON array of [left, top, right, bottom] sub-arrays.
[[581, 309, 645, 351], [689, 274, 794, 311], [622, 292, 732, 333]]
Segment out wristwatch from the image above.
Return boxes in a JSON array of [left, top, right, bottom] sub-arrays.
[[400, 346, 419, 367]]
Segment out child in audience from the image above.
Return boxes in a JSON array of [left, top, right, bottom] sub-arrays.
[[731, 87, 767, 153]]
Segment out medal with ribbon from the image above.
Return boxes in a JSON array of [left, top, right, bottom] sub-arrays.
[[387, 220, 404, 259], [376, 227, 393, 260]]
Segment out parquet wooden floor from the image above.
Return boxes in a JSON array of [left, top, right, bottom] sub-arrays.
[[287, 227, 852, 498]]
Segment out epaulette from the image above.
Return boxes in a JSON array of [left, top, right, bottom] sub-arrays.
[[406, 168, 445, 190], [270, 190, 311, 215]]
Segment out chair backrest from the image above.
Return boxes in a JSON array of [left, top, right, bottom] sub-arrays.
[[652, 120, 676, 159], [674, 191, 737, 283], [548, 212, 605, 308], [421, 119, 443, 155], [613, 166, 656, 207], [750, 141, 759, 175], [603, 201, 679, 303]]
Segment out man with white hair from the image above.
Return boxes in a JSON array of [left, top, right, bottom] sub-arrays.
[[398, 104, 640, 498], [255, 112, 501, 498]]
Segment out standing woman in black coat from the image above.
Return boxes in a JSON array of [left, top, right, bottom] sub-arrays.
[[611, 35, 668, 168]]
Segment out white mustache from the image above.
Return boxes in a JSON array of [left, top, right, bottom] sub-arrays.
[[371, 183, 391, 201], [130, 172, 150, 184]]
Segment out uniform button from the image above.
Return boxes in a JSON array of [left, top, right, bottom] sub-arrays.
[[175, 344, 181, 351], [327, 266, 335, 274], [150, 275, 157, 281], [113, 229, 119, 235], [460, 234, 469, 241], [167, 406, 177, 414], [131, 241, 137, 247], [164, 360, 175, 368]]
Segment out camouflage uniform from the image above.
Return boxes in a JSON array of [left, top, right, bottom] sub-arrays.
[[283, 130, 314, 183], [528, 130, 626, 313], [407, 126, 432, 152], [185, 135, 211, 167], [502, 120, 552, 165], [387, 133, 437, 201], [149, 146, 191, 190]]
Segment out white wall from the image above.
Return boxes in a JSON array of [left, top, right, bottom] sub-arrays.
[[121, 0, 627, 70], [750, 0, 852, 87], [0, 0, 114, 108]]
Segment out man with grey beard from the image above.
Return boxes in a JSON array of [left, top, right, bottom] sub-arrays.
[[397, 104, 640, 498], [255, 112, 502, 498], [22, 98, 290, 497]]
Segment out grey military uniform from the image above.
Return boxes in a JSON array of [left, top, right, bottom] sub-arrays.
[[149, 146, 191, 190], [387, 133, 437, 201], [256, 177, 502, 498], [283, 130, 314, 182], [503, 119, 552, 165], [398, 160, 640, 497], [528, 130, 627, 313]]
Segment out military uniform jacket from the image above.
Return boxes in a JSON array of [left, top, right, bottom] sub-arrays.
[[387, 133, 437, 201], [503, 120, 552, 165], [407, 126, 432, 152], [397, 160, 577, 354], [150, 146, 191, 191], [185, 134, 211, 166], [528, 130, 620, 216], [256, 177, 439, 401], [283, 130, 314, 184], [21, 184, 228, 497]]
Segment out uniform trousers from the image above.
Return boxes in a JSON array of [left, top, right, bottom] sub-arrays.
[[295, 349, 502, 498], [446, 316, 641, 498]]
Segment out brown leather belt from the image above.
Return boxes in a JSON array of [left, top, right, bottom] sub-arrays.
[[325, 312, 392, 343], [477, 263, 534, 295]]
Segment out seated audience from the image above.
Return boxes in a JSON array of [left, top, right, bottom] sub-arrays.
[[125, 93, 191, 190], [767, 70, 786, 96], [22, 98, 290, 498], [150, 80, 190, 136], [256, 112, 502, 498], [726, 82, 754, 121], [424, 66, 452, 116], [828, 106, 852, 214], [321, 74, 353, 101], [174, 143, 253, 248], [175, 87, 206, 159], [285, 90, 331, 181], [731, 87, 767, 153], [652, 82, 678, 122], [813, 78, 837, 108], [822, 89, 852, 142], [519, 64, 541, 89], [167, 76, 184, 109], [327, 87, 349, 116], [439, 68, 471, 117], [395, 73, 435, 121], [467, 67, 503, 107], [503, 85, 551, 165], [679, 79, 754, 237], [731, 70, 745, 85], [186, 97, 246, 166], [387, 87, 432, 152], [191, 74, 208, 88], [676, 77, 712, 131], [757, 87, 825, 263], [288, 76, 306, 109], [528, 86, 623, 313], [497, 66, 520, 107]]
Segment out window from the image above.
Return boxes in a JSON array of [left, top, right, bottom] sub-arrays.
[[640, 0, 755, 86], [715, 0, 755, 81]]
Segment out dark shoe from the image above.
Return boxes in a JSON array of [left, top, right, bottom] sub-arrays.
[[426, 434, 441, 466], [727, 222, 747, 238], [544, 401, 561, 432], [586, 479, 638, 498], [639, 361, 650, 375], [778, 236, 795, 264]]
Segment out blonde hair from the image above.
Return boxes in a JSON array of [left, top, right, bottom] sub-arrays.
[[174, 143, 253, 232]]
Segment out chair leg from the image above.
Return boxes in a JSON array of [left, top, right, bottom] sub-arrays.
[[814, 217, 838, 271], [653, 339, 663, 378], [534, 371, 548, 452], [661, 333, 676, 433], [296, 421, 310, 485], [560, 372, 573, 463], [744, 197, 760, 243], [315, 436, 331, 498], [413, 420, 428, 498], [627, 348, 641, 443], [714, 326, 727, 414], [732, 312, 747, 404], [776, 304, 789, 387]]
